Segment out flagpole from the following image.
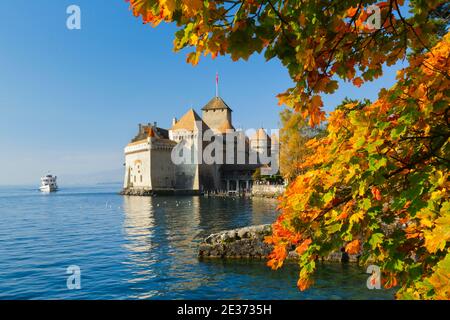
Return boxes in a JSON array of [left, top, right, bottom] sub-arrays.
[[216, 72, 219, 97]]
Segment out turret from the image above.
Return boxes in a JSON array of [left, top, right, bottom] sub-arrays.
[[201, 96, 233, 131]]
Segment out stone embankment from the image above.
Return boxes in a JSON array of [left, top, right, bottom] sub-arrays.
[[198, 224, 359, 263], [120, 188, 201, 196], [120, 188, 153, 196], [251, 185, 286, 198], [121, 185, 286, 198]]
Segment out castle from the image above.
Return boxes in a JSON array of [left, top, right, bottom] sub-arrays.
[[122, 95, 279, 195]]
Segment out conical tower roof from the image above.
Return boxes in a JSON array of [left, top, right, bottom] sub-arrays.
[[250, 128, 271, 141], [201, 96, 232, 112], [171, 108, 209, 131]]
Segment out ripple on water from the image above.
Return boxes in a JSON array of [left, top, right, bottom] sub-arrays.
[[0, 186, 394, 300]]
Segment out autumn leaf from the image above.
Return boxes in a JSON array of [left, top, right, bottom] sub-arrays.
[[160, 0, 176, 17], [308, 95, 326, 126], [371, 187, 382, 201], [127, 0, 450, 299], [181, 0, 202, 17], [426, 252, 450, 299], [424, 214, 450, 254], [296, 238, 312, 255], [347, 7, 358, 18], [345, 240, 361, 254], [297, 278, 313, 291], [353, 77, 364, 87], [304, 49, 316, 72]]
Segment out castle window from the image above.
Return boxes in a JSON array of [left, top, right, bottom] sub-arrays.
[[140, 175, 143, 183]]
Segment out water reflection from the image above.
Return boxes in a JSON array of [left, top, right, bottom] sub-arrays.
[[121, 195, 279, 299], [122, 196, 155, 253], [195, 197, 279, 239], [0, 186, 395, 299], [250, 198, 281, 226], [119, 195, 393, 300], [121, 196, 158, 298]]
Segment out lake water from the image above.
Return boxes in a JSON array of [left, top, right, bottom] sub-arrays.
[[0, 185, 394, 299]]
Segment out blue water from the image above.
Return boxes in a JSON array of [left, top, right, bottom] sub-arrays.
[[0, 185, 394, 300]]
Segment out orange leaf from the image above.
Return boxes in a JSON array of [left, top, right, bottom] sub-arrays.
[[347, 7, 358, 18], [297, 278, 312, 291], [371, 187, 382, 201], [345, 240, 360, 254], [352, 77, 364, 87], [295, 238, 312, 255]]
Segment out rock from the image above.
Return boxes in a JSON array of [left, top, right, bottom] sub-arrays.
[[198, 224, 273, 259], [198, 224, 360, 263], [120, 188, 154, 196], [237, 228, 248, 239]]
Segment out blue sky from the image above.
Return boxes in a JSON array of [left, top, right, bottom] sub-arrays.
[[0, 0, 406, 185]]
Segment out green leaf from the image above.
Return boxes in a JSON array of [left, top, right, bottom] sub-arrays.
[[361, 198, 371, 210], [369, 233, 384, 249], [326, 223, 342, 234], [391, 124, 406, 139], [355, 136, 366, 148]]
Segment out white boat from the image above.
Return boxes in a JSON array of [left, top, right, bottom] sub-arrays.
[[40, 174, 58, 192]]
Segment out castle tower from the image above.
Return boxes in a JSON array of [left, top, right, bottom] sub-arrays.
[[201, 96, 233, 132], [250, 128, 271, 155]]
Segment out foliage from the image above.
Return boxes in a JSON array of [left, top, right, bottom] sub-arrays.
[[279, 108, 325, 181], [263, 174, 285, 184], [126, 0, 450, 299], [127, 0, 447, 125], [266, 35, 450, 299], [253, 167, 284, 184], [252, 167, 262, 181]]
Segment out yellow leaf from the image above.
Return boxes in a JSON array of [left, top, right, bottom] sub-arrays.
[[181, 0, 202, 17], [424, 214, 450, 253], [160, 0, 176, 17], [350, 211, 364, 224], [304, 49, 316, 71]]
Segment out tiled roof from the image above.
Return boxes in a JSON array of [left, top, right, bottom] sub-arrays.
[[130, 125, 169, 143], [216, 119, 235, 133], [171, 108, 209, 131], [201, 96, 232, 111], [127, 138, 148, 146]]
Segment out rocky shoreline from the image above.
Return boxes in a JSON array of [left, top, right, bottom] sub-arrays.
[[199, 225, 273, 259], [120, 188, 153, 196], [198, 224, 359, 263], [120, 188, 201, 196], [251, 185, 285, 198], [120, 186, 286, 198]]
